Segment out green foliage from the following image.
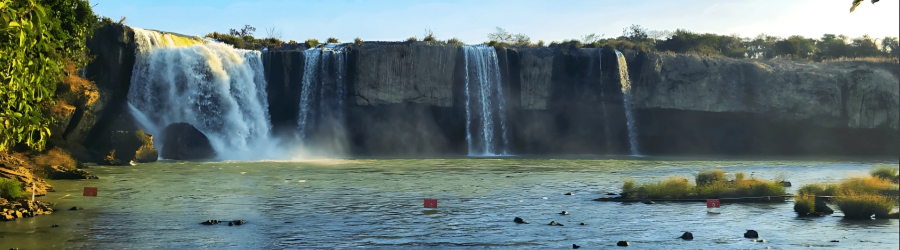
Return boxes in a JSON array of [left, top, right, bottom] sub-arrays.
[[446, 37, 463, 46], [0, 178, 26, 200], [407, 36, 417, 42], [870, 166, 899, 183], [696, 169, 726, 186], [354, 37, 363, 46], [625, 176, 693, 199], [1, 0, 98, 151], [798, 183, 840, 197], [834, 192, 895, 219], [326, 37, 339, 44], [620, 170, 787, 200], [205, 25, 284, 50], [486, 26, 530, 46], [793, 195, 815, 215], [305, 38, 319, 48]]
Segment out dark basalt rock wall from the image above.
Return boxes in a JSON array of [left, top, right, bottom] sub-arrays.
[[84, 25, 898, 158]]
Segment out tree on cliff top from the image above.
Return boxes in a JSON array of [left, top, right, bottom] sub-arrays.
[[1, 0, 98, 152], [487, 27, 530, 46]]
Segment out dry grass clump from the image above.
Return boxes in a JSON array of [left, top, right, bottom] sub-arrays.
[[32, 147, 77, 170], [407, 36, 418, 42], [793, 195, 816, 215], [325, 37, 339, 44], [834, 191, 895, 219], [830, 176, 899, 219], [354, 37, 363, 46]]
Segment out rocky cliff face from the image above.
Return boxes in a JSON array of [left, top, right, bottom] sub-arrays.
[[631, 52, 899, 129], [629, 52, 899, 155], [89, 26, 898, 157]]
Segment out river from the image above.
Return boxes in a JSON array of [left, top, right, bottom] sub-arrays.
[[2, 157, 898, 249]]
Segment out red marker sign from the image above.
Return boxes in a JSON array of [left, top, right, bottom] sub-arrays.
[[706, 199, 720, 208], [424, 198, 437, 208], [83, 187, 98, 197]]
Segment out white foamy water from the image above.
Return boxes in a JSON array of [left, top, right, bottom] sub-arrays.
[[126, 28, 277, 160]]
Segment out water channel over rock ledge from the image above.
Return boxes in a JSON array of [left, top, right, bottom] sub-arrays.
[[2, 158, 897, 249]]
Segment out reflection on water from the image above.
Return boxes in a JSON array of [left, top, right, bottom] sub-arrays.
[[1, 158, 898, 249]]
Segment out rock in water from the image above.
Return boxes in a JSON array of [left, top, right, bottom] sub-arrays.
[[617, 241, 629, 246], [559, 211, 569, 215], [642, 200, 655, 204], [232, 220, 245, 225], [549, 221, 564, 226], [680, 232, 693, 240], [160, 123, 216, 160], [572, 243, 581, 249], [744, 230, 759, 238], [513, 217, 529, 224], [200, 220, 219, 225]]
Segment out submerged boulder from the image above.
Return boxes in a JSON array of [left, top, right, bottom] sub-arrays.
[[161, 123, 216, 160], [744, 230, 759, 238]]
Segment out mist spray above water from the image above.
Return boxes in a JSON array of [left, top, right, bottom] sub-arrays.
[[126, 28, 278, 160], [462, 45, 510, 156]]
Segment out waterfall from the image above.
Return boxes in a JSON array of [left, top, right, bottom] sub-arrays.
[[126, 27, 275, 160], [297, 45, 347, 147], [615, 50, 641, 156], [462, 45, 510, 156]]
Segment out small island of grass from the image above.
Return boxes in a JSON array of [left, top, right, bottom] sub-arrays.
[[602, 170, 788, 202], [794, 166, 900, 219]]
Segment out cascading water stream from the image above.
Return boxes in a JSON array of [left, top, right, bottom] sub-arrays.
[[296, 45, 347, 146], [126, 27, 275, 160], [615, 50, 641, 156], [462, 45, 510, 156]]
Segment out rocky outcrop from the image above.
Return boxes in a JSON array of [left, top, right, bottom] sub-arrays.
[[351, 42, 459, 107], [0, 152, 53, 196], [631, 52, 899, 129], [630, 52, 899, 155], [160, 123, 216, 160], [46, 165, 98, 179], [72, 24, 138, 161], [0, 199, 54, 221]]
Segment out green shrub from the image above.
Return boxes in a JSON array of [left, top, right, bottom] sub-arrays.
[[696, 181, 729, 197], [871, 167, 899, 183], [354, 37, 363, 46], [407, 36, 418, 42], [0, 178, 26, 200], [838, 176, 896, 195], [639, 176, 692, 199], [446, 37, 464, 46], [736, 179, 786, 197], [621, 179, 637, 198], [423, 33, 436, 42], [536, 40, 545, 47], [326, 37, 339, 43], [305, 38, 320, 48], [793, 195, 816, 215], [834, 191, 895, 219], [696, 169, 726, 186]]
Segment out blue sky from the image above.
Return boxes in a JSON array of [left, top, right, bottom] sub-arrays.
[[92, 0, 900, 44]]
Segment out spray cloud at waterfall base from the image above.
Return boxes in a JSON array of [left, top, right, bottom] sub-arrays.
[[293, 44, 350, 157], [126, 28, 299, 160]]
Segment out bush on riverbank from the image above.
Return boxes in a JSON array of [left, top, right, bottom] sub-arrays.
[[32, 148, 77, 170], [834, 191, 895, 219], [871, 167, 899, 184], [0, 178, 26, 200], [620, 170, 786, 199]]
